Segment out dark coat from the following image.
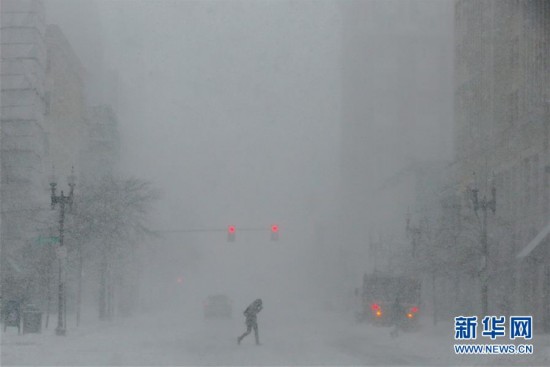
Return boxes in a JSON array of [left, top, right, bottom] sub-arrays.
[[244, 299, 262, 325]]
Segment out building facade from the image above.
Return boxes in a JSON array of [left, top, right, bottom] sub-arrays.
[[44, 24, 88, 182], [1, 0, 121, 308], [1, 0, 48, 301], [84, 105, 120, 182], [454, 0, 550, 331], [339, 0, 454, 284]]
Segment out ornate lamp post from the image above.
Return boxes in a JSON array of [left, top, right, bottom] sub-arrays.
[[468, 176, 496, 317], [50, 168, 75, 336], [406, 209, 422, 259]]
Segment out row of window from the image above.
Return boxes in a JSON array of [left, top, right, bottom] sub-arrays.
[[494, 152, 547, 229]]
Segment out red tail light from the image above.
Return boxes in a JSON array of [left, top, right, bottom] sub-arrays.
[[371, 303, 382, 317], [411, 306, 419, 313]]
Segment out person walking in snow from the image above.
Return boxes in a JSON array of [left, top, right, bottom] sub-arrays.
[[238, 298, 263, 345]]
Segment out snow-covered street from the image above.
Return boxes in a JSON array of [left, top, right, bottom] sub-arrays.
[[0, 309, 439, 366], [3, 305, 549, 366], [2, 1, 550, 366]]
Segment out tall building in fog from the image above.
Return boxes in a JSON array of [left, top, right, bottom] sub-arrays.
[[339, 1, 454, 278], [1, 0, 48, 300], [454, 0, 550, 331], [1, 0, 121, 304], [84, 105, 120, 181], [44, 24, 89, 180]]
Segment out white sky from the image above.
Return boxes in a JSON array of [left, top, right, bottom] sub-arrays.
[[92, 0, 342, 231]]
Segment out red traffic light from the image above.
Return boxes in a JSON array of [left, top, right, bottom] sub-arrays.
[[270, 224, 279, 241], [227, 225, 236, 242]]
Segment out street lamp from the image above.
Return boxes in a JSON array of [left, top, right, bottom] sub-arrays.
[[406, 211, 439, 325], [50, 167, 75, 336], [468, 174, 496, 317], [405, 209, 422, 258]]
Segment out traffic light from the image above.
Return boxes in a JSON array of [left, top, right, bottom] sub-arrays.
[[270, 224, 279, 241], [227, 225, 236, 242]]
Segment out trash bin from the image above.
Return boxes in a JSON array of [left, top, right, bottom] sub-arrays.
[[22, 305, 42, 334], [3, 300, 21, 333]]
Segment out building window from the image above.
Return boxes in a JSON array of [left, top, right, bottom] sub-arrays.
[[533, 154, 540, 209], [524, 157, 531, 208], [510, 90, 519, 127], [44, 91, 51, 115]]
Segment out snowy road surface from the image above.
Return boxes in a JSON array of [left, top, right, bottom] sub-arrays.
[[2, 305, 549, 366]]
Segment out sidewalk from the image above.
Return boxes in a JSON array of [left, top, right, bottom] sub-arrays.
[[391, 318, 550, 366]]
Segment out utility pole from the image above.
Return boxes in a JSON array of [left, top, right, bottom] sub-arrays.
[[469, 180, 496, 317], [406, 213, 438, 325], [50, 168, 75, 336], [543, 97, 550, 333]]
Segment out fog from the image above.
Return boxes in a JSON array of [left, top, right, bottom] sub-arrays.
[[3, 0, 548, 366], [44, 0, 343, 312], [44, 0, 452, 303]]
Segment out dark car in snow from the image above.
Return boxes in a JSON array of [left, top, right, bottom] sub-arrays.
[[203, 294, 232, 319]]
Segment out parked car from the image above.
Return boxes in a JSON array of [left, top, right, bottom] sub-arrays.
[[203, 294, 232, 319]]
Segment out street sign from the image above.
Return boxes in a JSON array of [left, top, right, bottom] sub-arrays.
[[36, 236, 60, 245], [56, 246, 67, 259]]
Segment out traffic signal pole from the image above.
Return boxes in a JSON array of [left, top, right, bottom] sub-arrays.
[[154, 225, 280, 242]]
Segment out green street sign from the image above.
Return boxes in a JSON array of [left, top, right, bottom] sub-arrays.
[[35, 236, 60, 245]]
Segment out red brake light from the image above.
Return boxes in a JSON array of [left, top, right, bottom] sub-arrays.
[[411, 306, 419, 313], [371, 303, 380, 311]]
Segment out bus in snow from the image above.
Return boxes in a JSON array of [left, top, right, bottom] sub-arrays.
[[356, 272, 421, 330]]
